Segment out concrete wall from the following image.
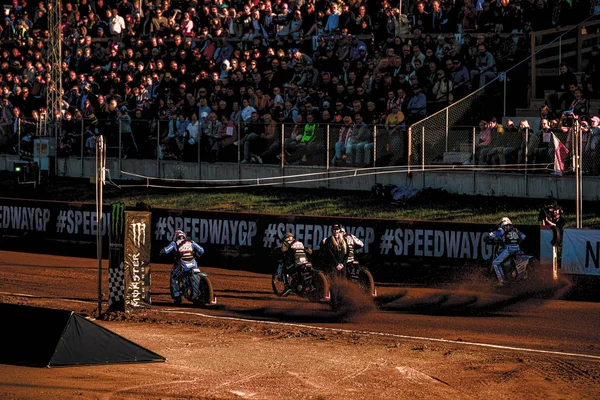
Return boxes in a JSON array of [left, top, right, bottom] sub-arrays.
[[3, 155, 599, 201]]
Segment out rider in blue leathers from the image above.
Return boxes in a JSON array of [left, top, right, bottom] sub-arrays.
[[488, 217, 526, 285], [160, 230, 205, 304]]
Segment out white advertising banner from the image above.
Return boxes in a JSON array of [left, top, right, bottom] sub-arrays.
[[561, 229, 600, 276]]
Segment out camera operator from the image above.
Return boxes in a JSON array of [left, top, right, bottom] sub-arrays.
[[539, 205, 566, 246]]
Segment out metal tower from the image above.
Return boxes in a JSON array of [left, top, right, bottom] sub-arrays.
[[45, 0, 63, 156]]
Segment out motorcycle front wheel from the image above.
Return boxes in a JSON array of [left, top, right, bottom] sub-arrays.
[[271, 266, 290, 297], [357, 267, 376, 296], [307, 271, 330, 303]]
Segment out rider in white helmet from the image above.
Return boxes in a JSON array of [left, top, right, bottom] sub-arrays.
[[488, 217, 526, 285], [160, 230, 205, 305]]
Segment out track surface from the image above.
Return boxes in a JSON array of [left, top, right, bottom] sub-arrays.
[[0, 251, 599, 400]]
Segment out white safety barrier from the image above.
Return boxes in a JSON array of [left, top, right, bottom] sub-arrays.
[[561, 229, 600, 276]]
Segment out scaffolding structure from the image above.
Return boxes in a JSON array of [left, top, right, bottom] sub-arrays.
[[45, 0, 62, 174]]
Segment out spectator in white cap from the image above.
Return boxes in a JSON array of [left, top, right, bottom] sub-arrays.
[[585, 116, 600, 175]]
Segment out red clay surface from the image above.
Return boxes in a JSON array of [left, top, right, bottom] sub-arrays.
[[0, 250, 599, 400]]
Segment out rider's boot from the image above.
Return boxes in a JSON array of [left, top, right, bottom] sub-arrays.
[[174, 295, 182, 305]]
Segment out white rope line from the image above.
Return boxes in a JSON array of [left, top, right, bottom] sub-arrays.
[[163, 309, 600, 361], [114, 163, 552, 190], [119, 165, 395, 183]]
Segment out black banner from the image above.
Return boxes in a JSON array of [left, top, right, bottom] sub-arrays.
[[150, 210, 540, 274], [0, 197, 111, 241], [124, 211, 151, 311], [0, 197, 540, 277]]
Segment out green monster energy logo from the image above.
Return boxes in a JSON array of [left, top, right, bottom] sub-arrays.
[[111, 202, 125, 244]]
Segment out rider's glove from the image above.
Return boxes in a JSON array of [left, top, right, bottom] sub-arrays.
[[159, 249, 165, 256], [336, 263, 344, 271]]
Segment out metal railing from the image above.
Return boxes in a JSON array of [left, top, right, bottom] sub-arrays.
[[2, 119, 598, 178]]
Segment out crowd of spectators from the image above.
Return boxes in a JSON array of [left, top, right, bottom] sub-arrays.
[[0, 0, 597, 167]]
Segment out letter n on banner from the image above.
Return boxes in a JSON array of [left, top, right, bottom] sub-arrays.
[[108, 202, 125, 312], [124, 211, 152, 312]]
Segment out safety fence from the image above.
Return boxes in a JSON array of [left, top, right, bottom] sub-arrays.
[[0, 196, 542, 276], [2, 118, 599, 176]]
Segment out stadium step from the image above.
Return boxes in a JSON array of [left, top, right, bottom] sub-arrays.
[[515, 108, 540, 117], [529, 98, 546, 110], [525, 98, 600, 115]]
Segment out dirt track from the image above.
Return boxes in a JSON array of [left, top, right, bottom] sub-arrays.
[[0, 251, 599, 400]]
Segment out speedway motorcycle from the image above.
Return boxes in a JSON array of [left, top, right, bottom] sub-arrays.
[[271, 254, 330, 303], [165, 256, 217, 307], [484, 235, 534, 284]]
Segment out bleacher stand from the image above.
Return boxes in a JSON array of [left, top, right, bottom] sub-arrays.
[[0, 0, 598, 174]]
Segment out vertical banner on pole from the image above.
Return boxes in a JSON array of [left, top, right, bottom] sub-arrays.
[[108, 202, 125, 312], [124, 211, 152, 312]]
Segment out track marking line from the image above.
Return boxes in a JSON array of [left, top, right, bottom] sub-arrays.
[[335, 365, 371, 383], [162, 309, 600, 361], [287, 371, 322, 388], [208, 372, 264, 394]]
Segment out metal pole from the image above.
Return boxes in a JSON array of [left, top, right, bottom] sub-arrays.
[[326, 123, 330, 170], [579, 124, 583, 228], [472, 126, 476, 194], [80, 119, 84, 177], [96, 135, 105, 318], [421, 126, 425, 189], [445, 109, 449, 152], [574, 122, 580, 228], [407, 126, 412, 174], [17, 119, 21, 156], [503, 73, 507, 116], [157, 120, 160, 177], [238, 122, 242, 182], [576, 122, 583, 228], [280, 123, 285, 170], [373, 125, 377, 170], [118, 120, 122, 178], [524, 128, 529, 196]]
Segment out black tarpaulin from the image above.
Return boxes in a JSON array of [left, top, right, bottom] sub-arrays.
[[0, 303, 166, 367]]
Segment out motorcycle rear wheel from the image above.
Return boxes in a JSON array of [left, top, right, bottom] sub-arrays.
[[307, 271, 329, 303], [194, 276, 214, 307], [502, 260, 520, 282], [357, 267, 376, 296]]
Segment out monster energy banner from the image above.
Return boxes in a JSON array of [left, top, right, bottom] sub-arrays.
[[124, 211, 152, 311], [108, 202, 125, 311]]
